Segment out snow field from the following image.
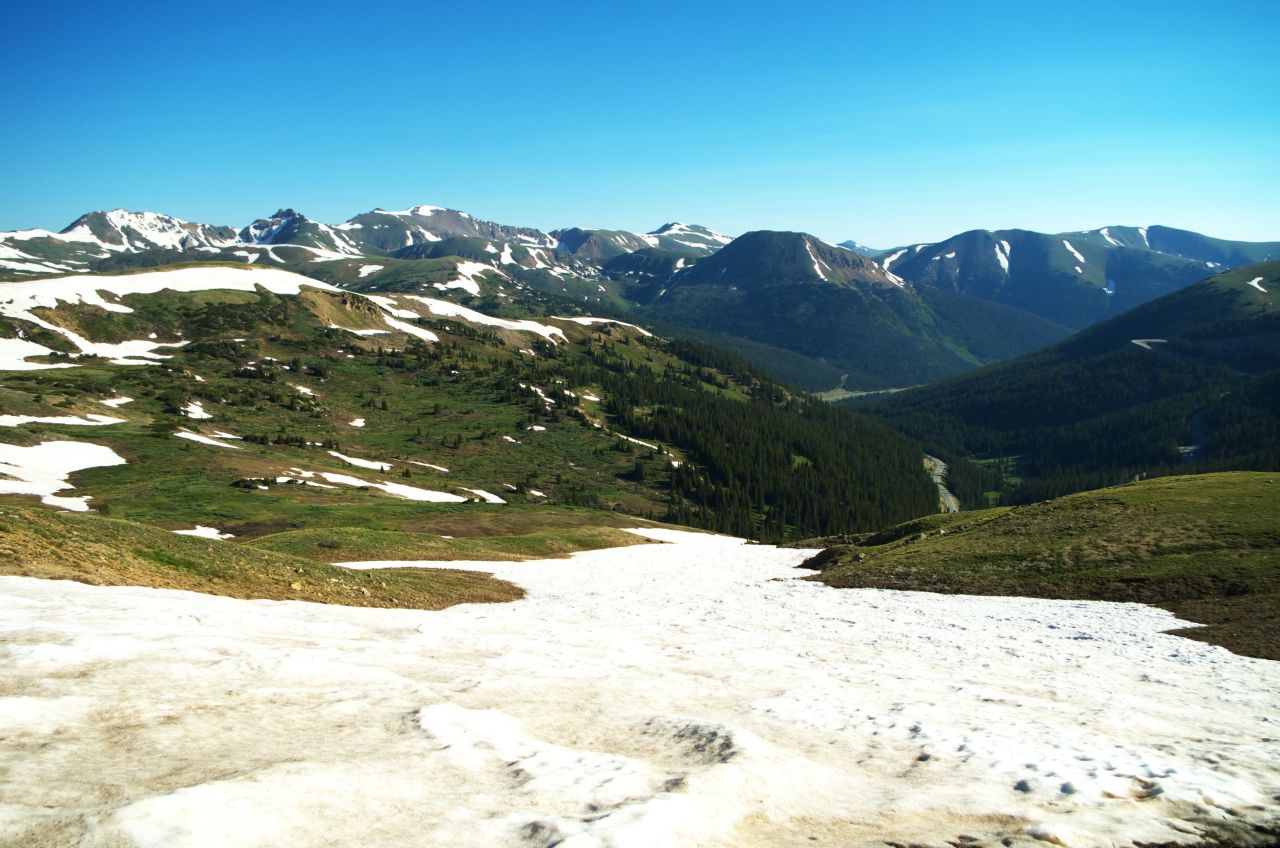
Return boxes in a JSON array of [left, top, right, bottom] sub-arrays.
[[0, 266, 338, 369], [1, 529, 1275, 847]]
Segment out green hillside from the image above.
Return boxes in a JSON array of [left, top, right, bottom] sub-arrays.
[[0, 266, 937, 562], [855, 261, 1280, 505], [808, 472, 1280, 659]]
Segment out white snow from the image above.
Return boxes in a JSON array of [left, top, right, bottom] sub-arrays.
[[357, 265, 384, 278], [459, 488, 507, 505], [994, 240, 1011, 274], [174, 430, 242, 450], [1062, 239, 1086, 264], [313, 471, 468, 503], [880, 248, 908, 271], [181, 401, 212, 420], [804, 240, 828, 279], [407, 461, 449, 473], [552, 316, 653, 338], [1100, 227, 1122, 247], [3, 528, 1276, 847], [0, 259, 78, 275], [0, 337, 75, 371], [1245, 276, 1268, 293], [328, 324, 388, 336], [348, 418, 365, 428], [173, 526, 234, 541], [502, 435, 520, 444], [381, 204, 444, 217], [291, 384, 314, 396], [582, 393, 601, 402], [0, 439, 126, 510], [1130, 338, 1168, 350], [433, 261, 505, 297], [100, 396, 133, 407], [362, 294, 420, 319], [1075, 265, 1084, 274], [0, 413, 123, 427], [1139, 226, 1150, 246], [526, 425, 547, 432], [328, 451, 392, 472], [404, 297, 566, 344], [377, 316, 436, 342], [619, 434, 658, 450]]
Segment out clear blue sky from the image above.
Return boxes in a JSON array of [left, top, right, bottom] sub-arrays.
[[3, 0, 1277, 246]]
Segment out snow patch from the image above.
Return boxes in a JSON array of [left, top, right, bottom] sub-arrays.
[[327, 451, 392, 472], [459, 488, 507, 505], [552, 316, 653, 338], [313, 471, 468, 503], [181, 402, 212, 420], [173, 526, 234, 541], [0, 413, 123, 427], [1062, 240, 1086, 264], [174, 430, 241, 450], [0, 439, 126, 510], [404, 297, 565, 344]]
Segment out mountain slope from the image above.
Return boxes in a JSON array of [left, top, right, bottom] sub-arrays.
[[807, 472, 1280, 660], [0, 265, 937, 544], [855, 261, 1280, 504], [637, 231, 1071, 389]]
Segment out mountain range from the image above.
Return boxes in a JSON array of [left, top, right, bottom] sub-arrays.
[[2, 205, 1276, 390]]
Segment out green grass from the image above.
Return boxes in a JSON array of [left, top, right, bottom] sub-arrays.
[[245, 524, 649, 562], [809, 472, 1280, 659], [0, 503, 523, 610]]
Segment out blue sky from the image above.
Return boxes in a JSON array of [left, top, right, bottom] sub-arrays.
[[3, 0, 1277, 245]]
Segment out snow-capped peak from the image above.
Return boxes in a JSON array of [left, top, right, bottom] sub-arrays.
[[59, 209, 238, 253]]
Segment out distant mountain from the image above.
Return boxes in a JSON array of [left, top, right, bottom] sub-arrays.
[[878, 225, 1279, 330], [856, 260, 1280, 504], [837, 240, 883, 257], [0, 209, 238, 274], [552, 223, 730, 260], [342, 205, 556, 254], [63, 210, 238, 252], [647, 222, 732, 254], [551, 228, 657, 260], [239, 209, 363, 257], [636, 231, 1071, 389]]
